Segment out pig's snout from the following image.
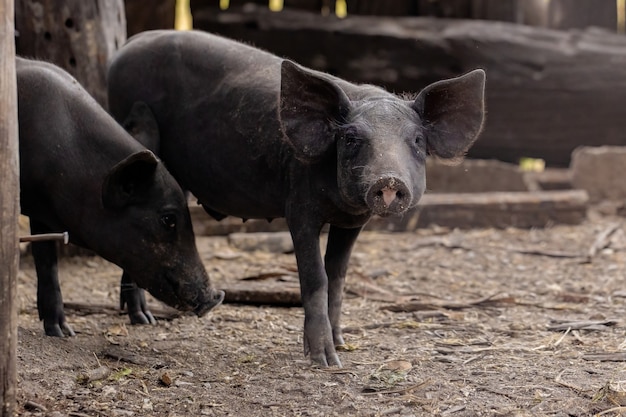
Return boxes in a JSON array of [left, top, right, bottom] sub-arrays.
[[194, 289, 225, 317], [366, 177, 411, 216]]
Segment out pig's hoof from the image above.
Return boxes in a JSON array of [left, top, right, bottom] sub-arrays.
[[128, 310, 156, 325], [310, 351, 342, 368], [304, 321, 343, 367], [44, 320, 75, 337], [305, 338, 342, 368], [120, 284, 156, 324]]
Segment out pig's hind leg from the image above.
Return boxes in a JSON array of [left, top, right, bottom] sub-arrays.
[[120, 271, 156, 325], [30, 219, 75, 337], [324, 225, 362, 347]]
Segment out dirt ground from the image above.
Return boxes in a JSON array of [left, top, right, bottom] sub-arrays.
[[14, 210, 626, 416]]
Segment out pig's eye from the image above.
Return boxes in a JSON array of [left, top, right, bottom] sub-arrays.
[[415, 133, 425, 146], [160, 214, 177, 229], [343, 127, 359, 147]]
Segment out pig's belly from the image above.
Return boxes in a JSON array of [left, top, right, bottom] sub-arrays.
[[195, 188, 286, 221]]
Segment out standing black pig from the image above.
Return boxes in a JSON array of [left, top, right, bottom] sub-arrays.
[[108, 30, 485, 367], [17, 57, 224, 337]]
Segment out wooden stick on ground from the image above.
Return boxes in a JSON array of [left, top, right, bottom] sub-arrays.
[[586, 222, 621, 261]]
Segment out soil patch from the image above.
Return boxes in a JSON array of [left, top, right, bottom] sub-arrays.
[[15, 213, 626, 416]]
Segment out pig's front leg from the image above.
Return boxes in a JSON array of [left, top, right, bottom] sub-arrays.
[[324, 225, 362, 346], [120, 271, 156, 325], [30, 219, 75, 337], [288, 217, 340, 367]]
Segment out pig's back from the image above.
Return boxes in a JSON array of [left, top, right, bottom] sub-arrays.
[[109, 30, 291, 219], [16, 58, 144, 227]]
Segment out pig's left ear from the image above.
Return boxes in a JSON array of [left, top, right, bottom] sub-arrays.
[[413, 69, 485, 162], [102, 150, 159, 209], [279, 60, 351, 162]]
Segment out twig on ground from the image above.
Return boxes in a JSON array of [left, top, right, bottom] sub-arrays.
[[361, 379, 432, 396], [62, 302, 182, 320], [553, 327, 571, 348], [411, 236, 583, 259], [548, 319, 619, 332], [596, 406, 626, 416], [239, 271, 296, 281], [24, 400, 47, 412], [555, 369, 587, 394], [381, 293, 515, 312], [586, 222, 621, 261], [441, 405, 466, 415], [583, 352, 626, 362], [347, 272, 404, 303], [102, 346, 152, 365], [478, 386, 525, 402], [462, 353, 487, 365]]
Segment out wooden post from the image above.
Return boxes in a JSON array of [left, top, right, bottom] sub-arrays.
[[14, 0, 126, 108], [0, 0, 19, 414]]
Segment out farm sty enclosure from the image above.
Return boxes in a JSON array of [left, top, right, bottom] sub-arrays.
[[13, 0, 626, 415]]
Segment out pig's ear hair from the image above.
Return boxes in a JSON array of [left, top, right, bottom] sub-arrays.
[[122, 101, 160, 154], [279, 60, 351, 162], [413, 69, 485, 164], [102, 150, 159, 209]]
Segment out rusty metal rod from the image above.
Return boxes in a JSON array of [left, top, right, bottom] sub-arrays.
[[19, 232, 69, 244]]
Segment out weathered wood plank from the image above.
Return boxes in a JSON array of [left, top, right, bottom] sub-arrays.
[[191, 8, 626, 166], [0, 0, 19, 413], [223, 282, 302, 306], [426, 159, 529, 193], [388, 189, 589, 230]]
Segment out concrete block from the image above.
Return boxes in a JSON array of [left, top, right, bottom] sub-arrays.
[[571, 146, 626, 202]]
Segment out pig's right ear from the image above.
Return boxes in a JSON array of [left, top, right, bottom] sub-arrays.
[[413, 69, 485, 163], [102, 150, 159, 209], [122, 101, 160, 154], [279, 60, 351, 162]]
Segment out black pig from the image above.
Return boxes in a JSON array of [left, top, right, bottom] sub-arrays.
[[17, 57, 224, 337], [108, 30, 485, 366]]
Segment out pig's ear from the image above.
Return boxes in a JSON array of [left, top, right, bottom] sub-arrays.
[[279, 60, 351, 162], [413, 69, 485, 163], [122, 101, 160, 154], [102, 150, 159, 209]]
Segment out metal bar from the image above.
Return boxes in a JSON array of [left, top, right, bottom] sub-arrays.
[[19, 232, 69, 244]]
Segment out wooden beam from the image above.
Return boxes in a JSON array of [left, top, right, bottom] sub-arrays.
[[0, 0, 19, 414], [190, 190, 589, 235], [381, 189, 589, 230]]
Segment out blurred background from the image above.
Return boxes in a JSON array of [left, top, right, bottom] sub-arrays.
[[13, 0, 626, 230]]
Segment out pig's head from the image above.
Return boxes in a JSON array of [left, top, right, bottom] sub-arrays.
[[279, 61, 485, 217], [99, 106, 224, 316]]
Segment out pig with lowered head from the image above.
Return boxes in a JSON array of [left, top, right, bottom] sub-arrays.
[[108, 30, 485, 366], [17, 57, 224, 337]]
